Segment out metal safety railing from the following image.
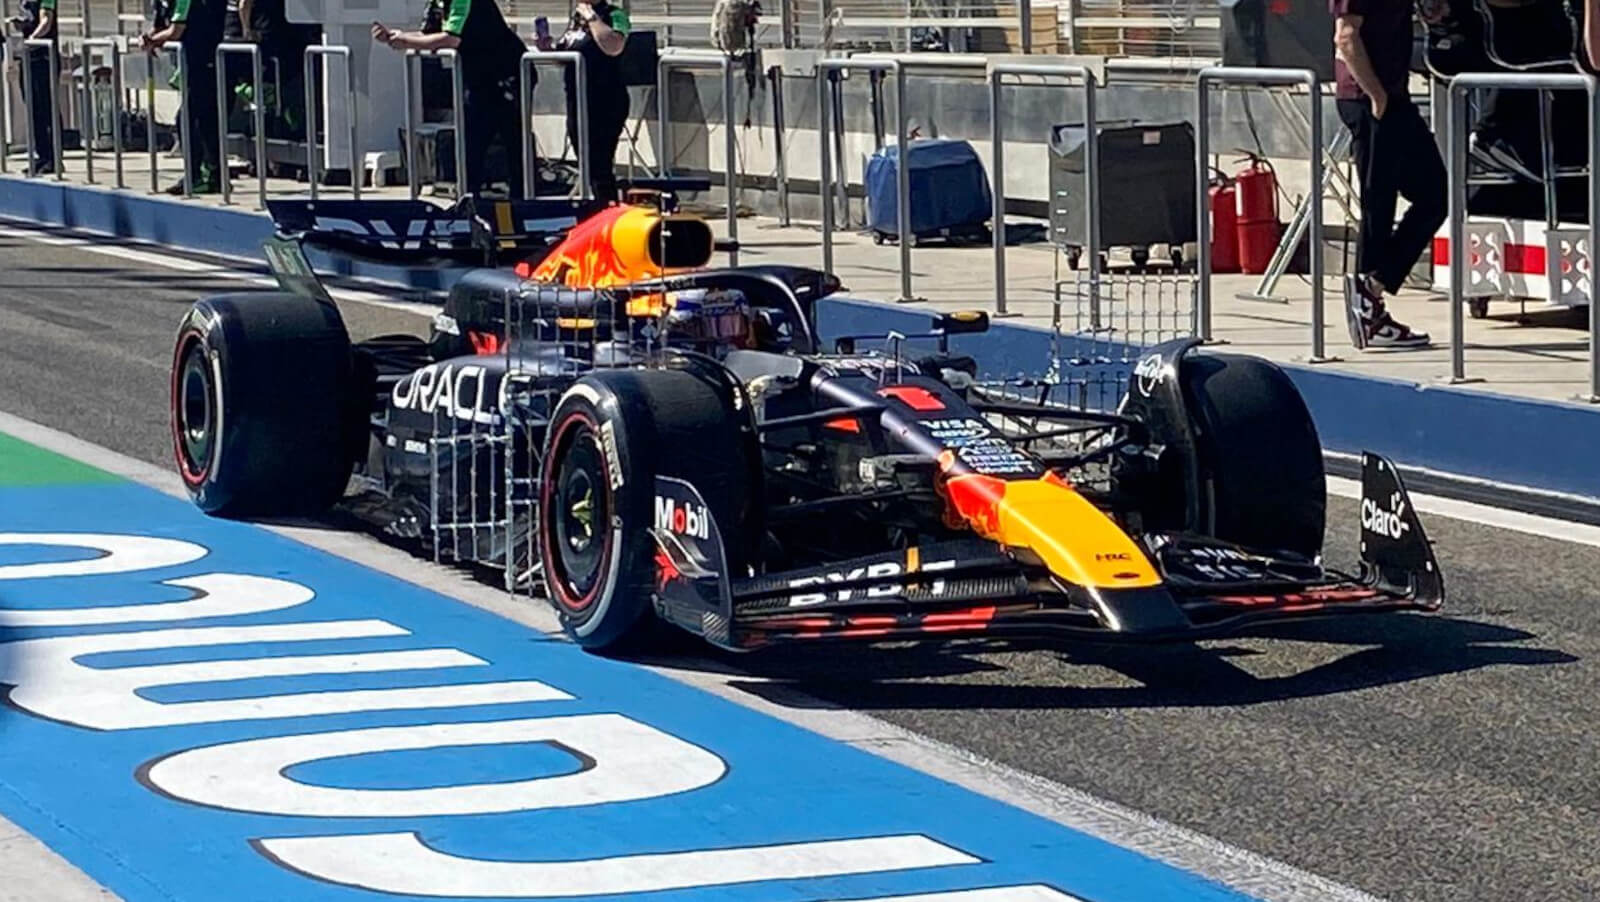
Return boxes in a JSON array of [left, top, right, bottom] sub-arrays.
[[1447, 71, 1600, 400], [402, 48, 465, 201], [658, 48, 739, 265], [0, 38, 9, 174], [148, 42, 187, 196], [216, 42, 266, 208], [1195, 66, 1327, 359], [818, 53, 988, 303], [520, 50, 589, 199], [305, 45, 361, 201], [79, 38, 124, 188], [21, 39, 64, 181], [989, 61, 1098, 318], [766, 64, 791, 226], [819, 57, 907, 299]]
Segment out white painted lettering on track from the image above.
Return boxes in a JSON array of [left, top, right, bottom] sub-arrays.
[[832, 888, 1085, 902], [0, 532, 208, 580], [0, 572, 312, 626], [256, 832, 978, 897], [0, 620, 571, 729], [145, 715, 726, 817]]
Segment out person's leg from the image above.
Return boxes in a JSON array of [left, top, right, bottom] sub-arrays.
[[488, 78, 525, 199], [1339, 99, 1396, 282], [1339, 98, 1429, 348], [459, 85, 494, 196], [182, 55, 221, 190], [1378, 101, 1449, 294], [27, 48, 55, 171], [587, 93, 628, 201]]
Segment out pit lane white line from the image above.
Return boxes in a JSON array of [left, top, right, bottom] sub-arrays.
[[0, 220, 438, 319], [0, 408, 1399, 902]]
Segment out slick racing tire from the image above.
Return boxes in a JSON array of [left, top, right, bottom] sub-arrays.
[[1180, 353, 1325, 559], [171, 292, 357, 518], [538, 366, 758, 652]]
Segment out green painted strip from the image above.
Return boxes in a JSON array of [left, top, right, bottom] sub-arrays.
[[0, 431, 120, 486]]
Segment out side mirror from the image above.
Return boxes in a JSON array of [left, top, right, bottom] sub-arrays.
[[936, 310, 989, 335]]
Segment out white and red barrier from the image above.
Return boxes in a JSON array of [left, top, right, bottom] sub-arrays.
[[1431, 216, 1595, 310]]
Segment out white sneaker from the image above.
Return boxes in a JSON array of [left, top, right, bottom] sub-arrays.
[[1345, 273, 1430, 350]]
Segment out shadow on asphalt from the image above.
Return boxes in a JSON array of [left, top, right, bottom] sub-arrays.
[[648, 613, 1578, 711]]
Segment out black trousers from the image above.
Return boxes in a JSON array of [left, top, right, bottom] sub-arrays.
[[569, 90, 629, 201], [26, 47, 57, 167], [461, 76, 525, 199], [1338, 97, 1448, 294], [182, 50, 222, 187]]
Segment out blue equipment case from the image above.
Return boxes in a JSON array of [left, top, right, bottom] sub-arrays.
[[865, 138, 993, 246]]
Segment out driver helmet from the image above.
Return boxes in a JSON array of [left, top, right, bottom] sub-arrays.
[[666, 288, 755, 348]]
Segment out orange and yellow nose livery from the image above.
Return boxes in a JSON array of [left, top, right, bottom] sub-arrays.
[[943, 472, 1163, 590]]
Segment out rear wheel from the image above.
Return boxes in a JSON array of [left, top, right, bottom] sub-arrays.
[[171, 293, 357, 518], [1180, 353, 1325, 559], [538, 365, 758, 652]]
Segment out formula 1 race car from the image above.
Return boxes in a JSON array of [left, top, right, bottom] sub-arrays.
[[170, 197, 1444, 652]]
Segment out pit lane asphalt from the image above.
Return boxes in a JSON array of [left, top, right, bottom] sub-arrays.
[[2, 233, 1597, 902]]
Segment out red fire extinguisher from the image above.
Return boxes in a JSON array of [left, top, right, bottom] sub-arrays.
[[1210, 170, 1241, 274], [1234, 155, 1282, 276]]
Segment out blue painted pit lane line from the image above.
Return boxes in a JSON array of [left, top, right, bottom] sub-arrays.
[[0, 472, 1259, 902]]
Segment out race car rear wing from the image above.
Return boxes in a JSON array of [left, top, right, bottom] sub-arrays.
[[264, 197, 609, 267], [264, 177, 717, 268]]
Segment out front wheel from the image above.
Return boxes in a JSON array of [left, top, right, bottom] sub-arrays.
[[538, 366, 759, 652], [1180, 353, 1326, 559]]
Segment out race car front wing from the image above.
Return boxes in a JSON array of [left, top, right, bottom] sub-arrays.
[[652, 452, 1443, 651]]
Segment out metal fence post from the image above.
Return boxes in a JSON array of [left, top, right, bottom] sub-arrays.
[[1589, 82, 1600, 403], [446, 49, 465, 198], [819, 58, 909, 298], [656, 52, 670, 177], [0, 38, 10, 174], [1446, 71, 1600, 395], [403, 49, 418, 200], [519, 50, 588, 199], [818, 66, 833, 278], [988, 63, 1097, 318], [768, 64, 790, 226], [1019, 0, 1033, 54], [22, 39, 63, 180], [1447, 82, 1469, 384], [1196, 66, 1325, 357], [305, 45, 359, 201], [216, 43, 265, 208], [723, 54, 738, 264], [892, 62, 909, 299], [657, 50, 740, 265], [80, 39, 124, 188]]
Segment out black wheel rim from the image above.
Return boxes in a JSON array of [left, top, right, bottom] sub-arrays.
[[176, 341, 215, 479], [551, 427, 610, 602]]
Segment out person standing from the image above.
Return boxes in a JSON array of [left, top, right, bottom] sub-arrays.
[[555, 1, 630, 201], [1332, 0, 1440, 349], [372, 0, 528, 199], [9, 0, 58, 175], [142, 0, 228, 193]]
